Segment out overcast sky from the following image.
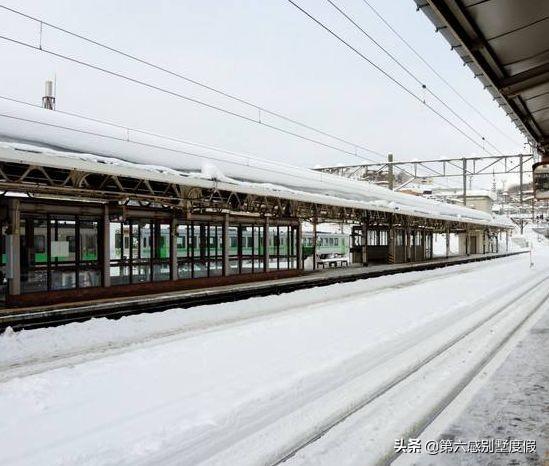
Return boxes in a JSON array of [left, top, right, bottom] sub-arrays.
[[0, 0, 530, 189]]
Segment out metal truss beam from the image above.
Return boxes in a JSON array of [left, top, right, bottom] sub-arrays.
[[316, 154, 534, 180], [0, 159, 499, 232]]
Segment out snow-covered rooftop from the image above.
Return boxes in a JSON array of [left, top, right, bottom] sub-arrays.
[[0, 101, 513, 229]]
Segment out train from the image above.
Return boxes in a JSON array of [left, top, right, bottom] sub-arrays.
[[21, 225, 349, 263]]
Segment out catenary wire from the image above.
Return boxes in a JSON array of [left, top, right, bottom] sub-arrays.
[[0, 4, 445, 183], [0, 33, 388, 165], [0, 2, 483, 184], [325, 0, 503, 156], [0, 3, 386, 161], [0, 111, 429, 186], [285, 0, 492, 155], [359, 0, 523, 147]]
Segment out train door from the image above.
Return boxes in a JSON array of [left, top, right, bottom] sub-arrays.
[[469, 235, 477, 254]]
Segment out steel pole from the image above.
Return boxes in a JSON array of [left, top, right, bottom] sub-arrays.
[[462, 158, 467, 206], [387, 153, 394, 190]]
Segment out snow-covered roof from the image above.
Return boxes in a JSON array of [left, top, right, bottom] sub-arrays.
[[0, 101, 513, 229], [433, 189, 497, 201]]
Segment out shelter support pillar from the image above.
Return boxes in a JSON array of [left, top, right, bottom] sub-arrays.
[[223, 214, 230, 276], [7, 199, 21, 296], [102, 204, 111, 288], [404, 227, 412, 262], [312, 218, 318, 270], [388, 216, 395, 264], [361, 215, 368, 266], [505, 230, 509, 253], [263, 216, 270, 272], [170, 217, 178, 280], [296, 221, 303, 270], [445, 225, 450, 259]]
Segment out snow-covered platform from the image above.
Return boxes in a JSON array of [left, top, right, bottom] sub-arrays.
[[0, 250, 526, 331], [0, 245, 543, 465]]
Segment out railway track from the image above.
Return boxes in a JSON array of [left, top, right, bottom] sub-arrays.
[[0, 255, 505, 382], [266, 273, 549, 466], [0, 251, 526, 332]]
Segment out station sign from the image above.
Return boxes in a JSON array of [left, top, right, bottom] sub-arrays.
[[533, 161, 549, 199]]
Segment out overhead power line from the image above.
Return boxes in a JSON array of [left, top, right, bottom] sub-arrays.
[[285, 0, 497, 155], [325, 0, 504, 156], [0, 3, 385, 162], [359, 0, 523, 147], [0, 93, 422, 181], [0, 94, 308, 167]]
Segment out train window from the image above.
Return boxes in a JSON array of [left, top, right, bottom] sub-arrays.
[[80, 220, 98, 261], [34, 235, 46, 253], [230, 237, 237, 248], [334, 238, 339, 246], [67, 235, 76, 254]]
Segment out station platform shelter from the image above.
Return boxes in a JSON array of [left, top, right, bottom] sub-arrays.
[[0, 138, 513, 307]]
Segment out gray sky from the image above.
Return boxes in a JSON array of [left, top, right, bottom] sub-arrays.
[[0, 0, 529, 188]]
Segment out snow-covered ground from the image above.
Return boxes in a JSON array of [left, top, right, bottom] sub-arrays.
[[0, 232, 546, 465]]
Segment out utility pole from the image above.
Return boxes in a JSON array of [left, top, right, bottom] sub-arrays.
[[462, 158, 467, 206], [387, 153, 394, 190]]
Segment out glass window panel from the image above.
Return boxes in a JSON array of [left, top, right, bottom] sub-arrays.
[[31, 218, 48, 265], [176, 225, 188, 258], [51, 269, 76, 290], [79, 269, 101, 288], [158, 224, 170, 259], [153, 263, 170, 281], [229, 259, 239, 273], [209, 260, 223, 277], [110, 265, 130, 285], [193, 225, 202, 257], [178, 261, 192, 279], [80, 220, 99, 261], [253, 259, 264, 273], [140, 222, 151, 259], [21, 269, 47, 293], [51, 218, 76, 263], [193, 260, 208, 278], [132, 263, 151, 283], [131, 223, 140, 259]]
